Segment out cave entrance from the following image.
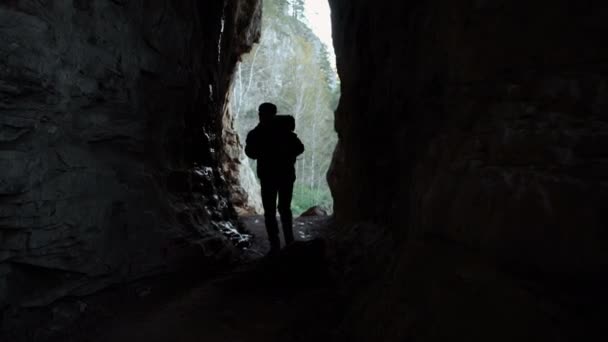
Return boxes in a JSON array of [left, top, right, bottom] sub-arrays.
[[227, 0, 340, 217]]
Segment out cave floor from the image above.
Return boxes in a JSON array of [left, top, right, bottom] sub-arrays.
[[55, 215, 342, 342]]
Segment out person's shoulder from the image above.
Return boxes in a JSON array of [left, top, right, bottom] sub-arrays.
[[247, 124, 262, 135], [246, 126, 262, 143]]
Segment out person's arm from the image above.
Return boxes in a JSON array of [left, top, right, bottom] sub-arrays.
[[245, 130, 259, 159], [291, 133, 304, 157]]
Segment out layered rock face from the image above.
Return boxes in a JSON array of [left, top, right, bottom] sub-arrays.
[[0, 0, 260, 309], [220, 105, 263, 215], [329, 0, 608, 340]]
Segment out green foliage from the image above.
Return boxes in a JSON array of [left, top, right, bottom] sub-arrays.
[[291, 184, 333, 216], [230, 0, 340, 213]]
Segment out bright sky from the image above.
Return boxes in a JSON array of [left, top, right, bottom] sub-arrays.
[[302, 0, 336, 67], [303, 0, 333, 49]]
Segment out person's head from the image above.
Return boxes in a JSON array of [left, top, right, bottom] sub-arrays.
[[258, 102, 277, 124]]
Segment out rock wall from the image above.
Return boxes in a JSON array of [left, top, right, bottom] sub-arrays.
[[329, 0, 608, 340], [220, 104, 263, 216], [0, 0, 261, 309]]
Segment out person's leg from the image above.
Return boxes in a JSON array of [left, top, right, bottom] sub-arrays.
[[260, 179, 280, 252], [277, 179, 295, 245]]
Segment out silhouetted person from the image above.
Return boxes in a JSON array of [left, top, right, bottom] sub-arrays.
[[245, 103, 304, 255]]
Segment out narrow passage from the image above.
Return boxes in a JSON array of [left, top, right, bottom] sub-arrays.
[[77, 216, 341, 342]]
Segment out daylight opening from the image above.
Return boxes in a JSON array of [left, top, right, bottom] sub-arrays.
[[229, 0, 340, 216]]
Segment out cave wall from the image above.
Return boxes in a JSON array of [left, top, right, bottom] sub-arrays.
[[329, 0, 608, 340], [330, 0, 608, 275], [0, 0, 261, 309], [220, 105, 263, 215]]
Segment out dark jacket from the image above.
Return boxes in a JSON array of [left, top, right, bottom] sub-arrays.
[[245, 122, 304, 182]]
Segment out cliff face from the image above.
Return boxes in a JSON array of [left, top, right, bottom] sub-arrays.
[[328, 0, 608, 340], [0, 0, 261, 308]]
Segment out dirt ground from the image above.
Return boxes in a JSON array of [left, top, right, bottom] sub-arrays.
[[40, 215, 344, 342]]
